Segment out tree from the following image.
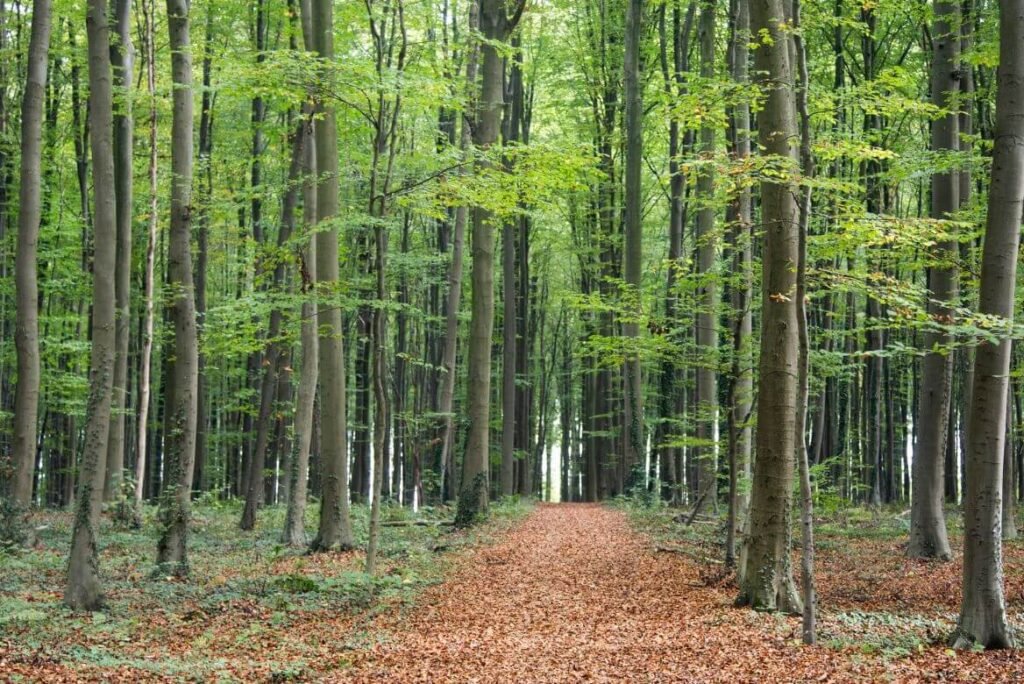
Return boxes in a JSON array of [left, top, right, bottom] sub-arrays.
[[456, 0, 525, 526], [736, 0, 802, 614], [66, 0, 120, 610], [134, 0, 160, 515], [908, 0, 959, 561], [104, 0, 134, 502], [308, 0, 355, 551], [622, 0, 645, 490], [155, 0, 200, 576], [11, 0, 52, 509], [694, 0, 718, 514], [951, 0, 1024, 648]]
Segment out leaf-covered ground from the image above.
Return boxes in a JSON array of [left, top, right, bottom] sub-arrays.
[[344, 503, 1024, 683], [0, 499, 532, 682], [3, 501, 1024, 682]]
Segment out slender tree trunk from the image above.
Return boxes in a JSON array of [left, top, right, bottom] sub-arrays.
[[11, 0, 51, 508], [308, 0, 355, 551], [736, 0, 802, 614], [241, 119, 307, 531], [66, 0, 119, 610], [135, 0, 159, 510], [950, 0, 1024, 649], [193, 6, 214, 494], [909, 0, 959, 560], [104, 0, 133, 502], [457, 0, 516, 526], [694, 0, 718, 514], [725, 0, 752, 567], [437, 2, 478, 502], [155, 0, 200, 576], [794, 0, 816, 642], [283, 107, 318, 546], [621, 0, 644, 487]]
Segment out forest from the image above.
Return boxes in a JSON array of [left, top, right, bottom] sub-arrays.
[[2, 0, 1024, 679]]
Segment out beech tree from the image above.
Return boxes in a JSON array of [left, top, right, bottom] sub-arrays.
[[65, 0, 119, 610], [11, 0, 51, 509], [736, 0, 802, 614], [951, 0, 1024, 648], [155, 0, 200, 575]]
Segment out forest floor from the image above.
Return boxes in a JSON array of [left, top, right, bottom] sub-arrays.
[[3, 500, 1024, 682]]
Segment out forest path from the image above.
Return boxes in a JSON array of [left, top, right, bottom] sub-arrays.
[[341, 503, 853, 683]]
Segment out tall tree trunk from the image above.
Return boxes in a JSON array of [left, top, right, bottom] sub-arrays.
[[457, 0, 518, 526], [438, 0, 478, 503], [193, 6, 214, 494], [951, 0, 1024, 648], [694, 0, 718, 514], [104, 0, 133, 502], [65, 0, 119, 610], [155, 0, 200, 576], [282, 101, 318, 545], [241, 119, 307, 531], [501, 220, 517, 496], [725, 0, 751, 567], [908, 0, 959, 560], [622, 0, 644, 486], [11, 0, 51, 508], [794, 0, 816, 642], [736, 0, 802, 614], [135, 0, 160, 510], [308, 0, 355, 551]]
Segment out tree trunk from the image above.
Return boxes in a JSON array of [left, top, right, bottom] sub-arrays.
[[11, 0, 51, 508], [308, 0, 355, 551], [621, 0, 644, 488], [908, 0, 959, 560], [282, 103, 318, 546], [951, 0, 1024, 649], [135, 0, 160, 511], [104, 0, 133, 502], [241, 118, 307, 531], [736, 0, 802, 614], [155, 0, 200, 576], [794, 0, 817, 642], [694, 0, 718, 514], [457, 0, 515, 526], [66, 0, 119, 610]]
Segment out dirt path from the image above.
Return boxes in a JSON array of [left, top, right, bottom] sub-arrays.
[[342, 503, 877, 683]]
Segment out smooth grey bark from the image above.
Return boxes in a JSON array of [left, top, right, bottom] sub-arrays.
[[66, 0, 119, 611], [11, 0, 52, 508], [908, 0, 959, 560], [439, 0, 478, 502], [694, 0, 718, 514], [622, 0, 644, 482], [656, 1, 696, 506], [736, 0, 802, 614], [501, 221, 517, 496], [951, 0, 1024, 646], [725, 0, 751, 568], [308, 0, 355, 551], [104, 0, 133, 502], [241, 118, 307, 531], [794, 0, 816, 643], [282, 56, 318, 545], [135, 0, 159, 509], [155, 0, 200, 576], [458, 0, 520, 526]]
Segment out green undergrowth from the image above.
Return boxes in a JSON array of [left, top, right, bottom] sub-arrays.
[[0, 497, 533, 681]]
